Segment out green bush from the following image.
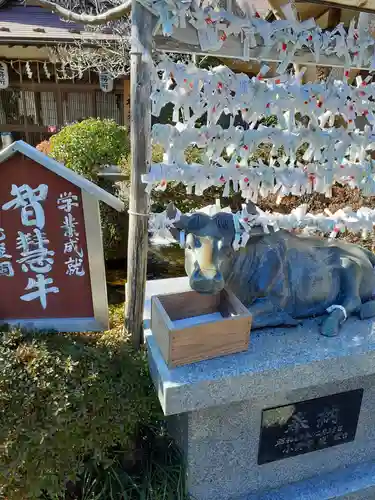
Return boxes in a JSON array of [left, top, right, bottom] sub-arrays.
[[49, 118, 130, 181], [49, 119, 130, 261], [78, 425, 186, 500], [0, 323, 160, 499], [151, 143, 202, 165]]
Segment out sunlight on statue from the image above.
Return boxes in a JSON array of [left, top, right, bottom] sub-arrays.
[[166, 203, 375, 338]]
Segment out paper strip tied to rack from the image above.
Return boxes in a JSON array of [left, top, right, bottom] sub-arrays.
[[149, 0, 375, 71], [149, 203, 375, 248], [143, 159, 375, 201], [152, 59, 375, 128]]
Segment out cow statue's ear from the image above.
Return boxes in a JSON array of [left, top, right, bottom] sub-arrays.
[[166, 202, 178, 220], [246, 201, 258, 216], [165, 203, 181, 242]]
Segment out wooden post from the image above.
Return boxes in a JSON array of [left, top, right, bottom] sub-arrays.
[[124, 0, 153, 348], [123, 78, 131, 127]]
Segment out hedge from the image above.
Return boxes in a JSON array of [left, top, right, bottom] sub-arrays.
[[49, 118, 129, 181], [0, 322, 160, 499], [48, 119, 130, 261]]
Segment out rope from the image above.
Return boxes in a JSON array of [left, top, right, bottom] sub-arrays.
[[128, 209, 150, 217], [326, 304, 347, 322]]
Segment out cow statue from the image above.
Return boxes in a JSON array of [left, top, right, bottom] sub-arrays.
[[165, 203, 375, 337]]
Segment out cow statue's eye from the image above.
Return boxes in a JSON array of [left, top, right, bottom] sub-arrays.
[[217, 239, 230, 257], [185, 234, 194, 250], [194, 238, 202, 248]]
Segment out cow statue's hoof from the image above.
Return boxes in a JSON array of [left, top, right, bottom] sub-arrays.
[[321, 309, 344, 337], [359, 300, 375, 320]]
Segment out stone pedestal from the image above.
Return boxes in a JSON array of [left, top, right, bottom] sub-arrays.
[[145, 277, 375, 500]]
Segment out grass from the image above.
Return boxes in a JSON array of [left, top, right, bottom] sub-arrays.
[[71, 304, 187, 500], [78, 426, 185, 500]]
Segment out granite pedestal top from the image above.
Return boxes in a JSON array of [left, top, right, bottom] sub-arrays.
[[144, 277, 375, 416]]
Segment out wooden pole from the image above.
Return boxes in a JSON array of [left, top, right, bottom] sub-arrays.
[[124, 0, 153, 348], [123, 78, 131, 127]]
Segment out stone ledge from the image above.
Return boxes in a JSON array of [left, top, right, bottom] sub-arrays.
[[144, 278, 375, 416], [240, 460, 375, 499]]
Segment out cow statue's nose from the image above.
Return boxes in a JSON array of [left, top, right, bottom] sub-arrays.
[[190, 264, 225, 295], [213, 271, 223, 282]]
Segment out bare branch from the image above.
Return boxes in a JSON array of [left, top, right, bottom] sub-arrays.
[[50, 38, 131, 78], [34, 0, 131, 24]]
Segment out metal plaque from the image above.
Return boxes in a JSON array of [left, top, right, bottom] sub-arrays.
[[258, 389, 363, 465]]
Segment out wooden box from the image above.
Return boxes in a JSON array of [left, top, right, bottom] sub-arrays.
[[151, 289, 252, 368]]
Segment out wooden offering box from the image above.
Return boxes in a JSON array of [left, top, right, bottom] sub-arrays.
[[151, 289, 252, 368]]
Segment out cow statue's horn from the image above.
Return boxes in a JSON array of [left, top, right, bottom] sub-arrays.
[[246, 201, 258, 216], [166, 202, 178, 220]]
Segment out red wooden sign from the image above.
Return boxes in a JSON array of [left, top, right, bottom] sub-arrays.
[[0, 154, 95, 320]]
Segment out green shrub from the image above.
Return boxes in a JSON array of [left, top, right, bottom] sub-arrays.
[[49, 119, 130, 261], [78, 425, 186, 500], [151, 143, 202, 165], [49, 118, 130, 181], [0, 323, 160, 499]]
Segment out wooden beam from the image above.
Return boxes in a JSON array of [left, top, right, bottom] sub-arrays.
[[0, 124, 52, 133], [315, 7, 341, 28], [294, 0, 375, 14], [34, 91, 43, 126], [54, 68, 64, 128], [268, 0, 328, 20], [124, 0, 153, 348], [7, 81, 125, 92], [326, 7, 341, 27]]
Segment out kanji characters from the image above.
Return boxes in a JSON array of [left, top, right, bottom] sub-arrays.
[[285, 412, 310, 434], [0, 261, 14, 277], [20, 274, 59, 309], [317, 407, 340, 428], [57, 192, 79, 213], [63, 239, 79, 254], [0, 242, 11, 259], [65, 256, 85, 276], [58, 192, 85, 277], [61, 213, 79, 239], [2, 182, 59, 308], [16, 229, 55, 273], [3, 184, 48, 229], [0, 228, 13, 278]]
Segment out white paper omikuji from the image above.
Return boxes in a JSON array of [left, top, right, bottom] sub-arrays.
[[148, 0, 375, 70], [148, 44, 375, 236], [149, 204, 375, 247], [151, 122, 375, 172], [152, 58, 375, 128], [142, 158, 375, 201], [149, 55, 375, 210]]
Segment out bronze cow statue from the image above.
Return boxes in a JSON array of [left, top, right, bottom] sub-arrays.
[[166, 204, 375, 337]]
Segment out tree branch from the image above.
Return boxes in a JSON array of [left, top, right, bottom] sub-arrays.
[[34, 0, 131, 24]]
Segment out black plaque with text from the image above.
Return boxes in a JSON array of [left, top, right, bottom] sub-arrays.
[[258, 389, 363, 465]]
